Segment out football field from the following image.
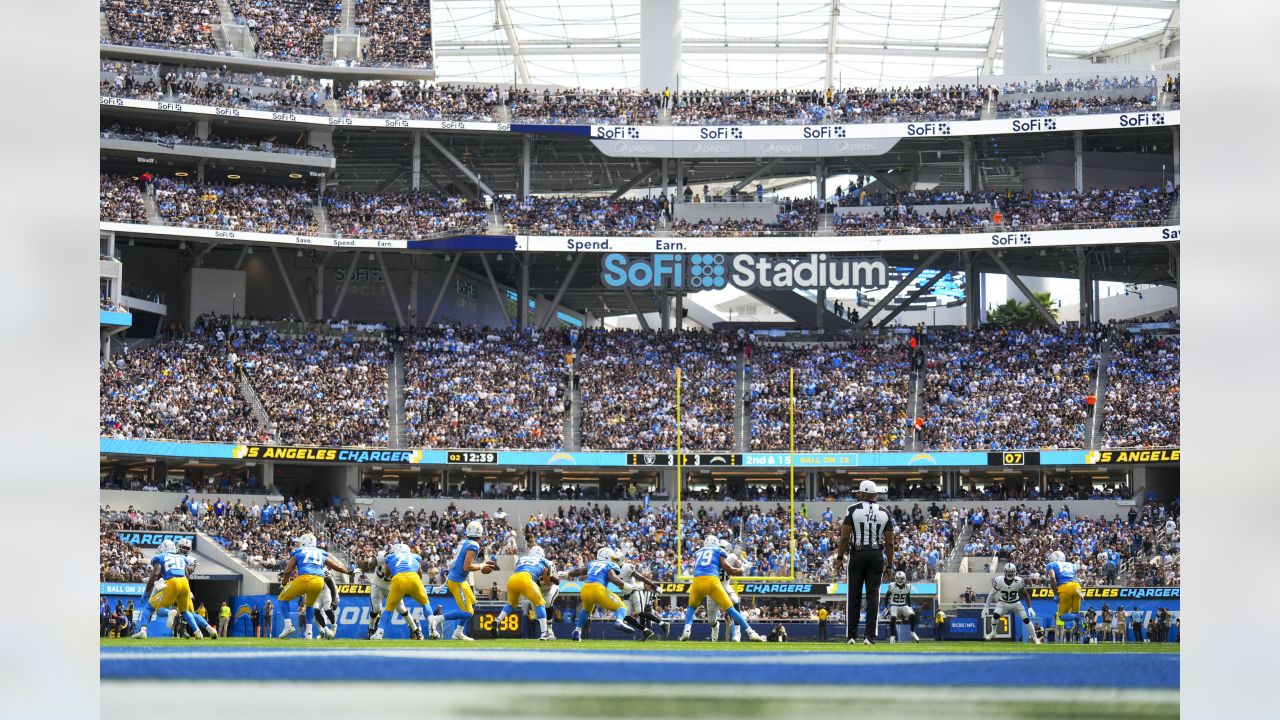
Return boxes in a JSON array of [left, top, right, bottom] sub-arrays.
[[101, 639, 1178, 719]]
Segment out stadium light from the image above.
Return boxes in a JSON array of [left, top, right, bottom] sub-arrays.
[[227, 174, 241, 180]]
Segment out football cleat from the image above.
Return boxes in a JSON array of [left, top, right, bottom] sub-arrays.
[[746, 631, 766, 642], [678, 628, 691, 642], [911, 632, 921, 643], [207, 629, 219, 640], [370, 629, 384, 640], [889, 636, 897, 644], [847, 638, 859, 644], [192, 629, 204, 639], [862, 638, 874, 645], [571, 628, 582, 642], [641, 628, 655, 642], [130, 627, 147, 639], [278, 621, 296, 639], [367, 627, 377, 639], [453, 627, 474, 642], [539, 631, 556, 641], [614, 619, 635, 634], [429, 625, 442, 640], [410, 627, 423, 640]]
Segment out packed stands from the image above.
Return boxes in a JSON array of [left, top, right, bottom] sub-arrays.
[[402, 326, 569, 450], [509, 88, 660, 125], [101, 122, 333, 157], [100, 316, 265, 443], [153, 178, 319, 234], [670, 85, 989, 125], [339, 82, 501, 120], [1103, 332, 1180, 448], [322, 505, 515, 581], [577, 330, 738, 452], [235, 324, 390, 447], [231, 0, 337, 64], [324, 191, 488, 239], [918, 327, 1099, 451], [99, 175, 150, 223], [499, 197, 665, 236], [101, 0, 220, 53], [356, 1, 434, 67], [747, 340, 911, 452]]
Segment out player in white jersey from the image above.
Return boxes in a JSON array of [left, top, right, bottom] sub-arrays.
[[358, 547, 428, 640], [618, 559, 667, 640], [883, 571, 921, 643], [983, 563, 1041, 644], [707, 540, 747, 642]]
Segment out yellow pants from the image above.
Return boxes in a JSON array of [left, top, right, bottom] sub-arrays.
[[1056, 581, 1083, 617], [447, 579, 476, 615], [279, 574, 325, 607], [581, 583, 624, 614], [151, 577, 191, 613], [506, 572, 546, 608], [386, 572, 430, 612], [688, 576, 734, 611]]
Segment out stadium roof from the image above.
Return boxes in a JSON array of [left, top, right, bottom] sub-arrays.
[[432, 0, 1179, 89]]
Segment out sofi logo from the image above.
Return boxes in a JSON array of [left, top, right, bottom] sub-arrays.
[[601, 253, 887, 291]]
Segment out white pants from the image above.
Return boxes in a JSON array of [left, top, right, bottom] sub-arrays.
[[887, 605, 916, 622], [624, 589, 648, 617], [370, 581, 408, 615], [993, 601, 1029, 622], [707, 587, 740, 623]]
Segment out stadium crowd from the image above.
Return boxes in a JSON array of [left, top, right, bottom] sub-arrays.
[[509, 88, 660, 125], [153, 178, 319, 234], [919, 327, 1099, 450], [339, 82, 501, 120], [324, 191, 489, 238], [102, 122, 333, 157], [402, 326, 569, 450], [577, 330, 739, 451], [102, 0, 219, 52], [499, 196, 665, 236], [747, 339, 911, 451], [99, 317, 265, 443], [232, 0, 336, 64], [235, 323, 391, 447], [669, 85, 989, 125], [99, 175, 149, 223], [101, 66, 331, 113], [324, 505, 515, 582], [1103, 332, 1180, 447], [357, 0, 434, 67]]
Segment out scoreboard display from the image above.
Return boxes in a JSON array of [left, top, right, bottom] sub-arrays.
[[986, 451, 1041, 466], [447, 451, 499, 464], [473, 610, 523, 638], [626, 453, 741, 467]]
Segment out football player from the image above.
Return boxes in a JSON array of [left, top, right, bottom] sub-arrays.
[[370, 543, 434, 640], [134, 539, 204, 639], [983, 562, 1040, 645], [707, 540, 747, 642], [443, 520, 496, 641], [618, 555, 664, 641], [494, 545, 557, 641], [883, 571, 921, 643], [560, 548, 646, 641], [678, 535, 765, 642], [359, 546, 427, 640], [277, 533, 350, 640], [1046, 550, 1082, 641]]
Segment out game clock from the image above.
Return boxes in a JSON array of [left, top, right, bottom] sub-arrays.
[[474, 611, 523, 638]]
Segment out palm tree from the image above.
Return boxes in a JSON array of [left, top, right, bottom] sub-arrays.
[[988, 292, 1058, 327]]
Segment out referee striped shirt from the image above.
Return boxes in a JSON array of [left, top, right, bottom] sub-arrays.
[[844, 501, 893, 549]]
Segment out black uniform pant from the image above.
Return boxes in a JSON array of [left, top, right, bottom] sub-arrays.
[[846, 548, 885, 640]]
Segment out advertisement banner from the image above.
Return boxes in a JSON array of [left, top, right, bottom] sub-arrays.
[[115, 530, 197, 549], [600, 253, 890, 292], [519, 225, 1181, 254], [231, 445, 422, 464], [1087, 449, 1181, 465]]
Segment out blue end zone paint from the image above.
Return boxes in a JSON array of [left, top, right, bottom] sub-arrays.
[[101, 648, 1178, 689], [407, 235, 517, 251]]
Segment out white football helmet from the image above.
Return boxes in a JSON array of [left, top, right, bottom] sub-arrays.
[[704, 534, 720, 548], [1004, 563, 1017, 579], [529, 545, 545, 560], [296, 533, 316, 548], [157, 539, 177, 554], [466, 520, 484, 538], [597, 547, 615, 561], [176, 537, 193, 555], [719, 539, 733, 551], [1050, 550, 1065, 563], [894, 571, 907, 584], [391, 543, 410, 555]]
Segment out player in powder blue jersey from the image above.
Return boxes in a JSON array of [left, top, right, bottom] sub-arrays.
[[443, 520, 497, 641]]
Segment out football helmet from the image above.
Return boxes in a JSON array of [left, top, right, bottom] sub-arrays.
[[176, 537, 193, 555], [529, 545, 545, 560], [597, 547, 615, 561], [894, 570, 907, 584], [466, 520, 484, 538], [157, 539, 177, 555], [296, 533, 316, 548]]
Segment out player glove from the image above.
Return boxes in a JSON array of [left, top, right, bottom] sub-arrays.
[[1027, 607, 1036, 618]]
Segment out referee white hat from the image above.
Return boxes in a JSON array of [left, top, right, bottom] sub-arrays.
[[858, 480, 885, 495]]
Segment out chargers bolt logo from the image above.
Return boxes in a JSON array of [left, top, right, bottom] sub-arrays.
[[688, 254, 727, 289]]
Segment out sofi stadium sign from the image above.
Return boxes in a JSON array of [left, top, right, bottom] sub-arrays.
[[600, 253, 889, 291]]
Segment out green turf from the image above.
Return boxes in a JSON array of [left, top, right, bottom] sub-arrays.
[[101, 637, 1179, 653]]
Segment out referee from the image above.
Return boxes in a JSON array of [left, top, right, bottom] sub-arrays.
[[834, 480, 895, 644]]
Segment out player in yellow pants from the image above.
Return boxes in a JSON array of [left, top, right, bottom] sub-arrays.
[[278, 533, 350, 639], [494, 546, 558, 640], [371, 543, 433, 640], [1047, 550, 1083, 643], [561, 548, 646, 641], [679, 535, 764, 642]]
